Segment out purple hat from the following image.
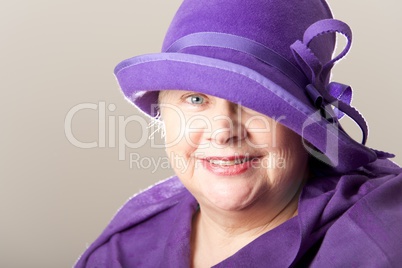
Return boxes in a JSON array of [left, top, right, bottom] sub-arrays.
[[114, 0, 381, 172]]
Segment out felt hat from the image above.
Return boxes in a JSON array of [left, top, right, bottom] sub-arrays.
[[114, 0, 382, 172]]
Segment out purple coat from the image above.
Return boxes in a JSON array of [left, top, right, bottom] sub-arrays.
[[76, 158, 402, 267]]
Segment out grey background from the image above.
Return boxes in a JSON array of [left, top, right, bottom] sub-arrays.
[[1, 0, 401, 267]]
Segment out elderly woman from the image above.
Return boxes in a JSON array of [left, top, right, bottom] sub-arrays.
[[76, 0, 402, 267]]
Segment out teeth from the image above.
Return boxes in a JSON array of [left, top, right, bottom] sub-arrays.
[[209, 159, 248, 165]]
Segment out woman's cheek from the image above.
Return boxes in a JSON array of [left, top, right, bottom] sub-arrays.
[[244, 115, 274, 149], [183, 115, 211, 152], [163, 120, 195, 175]]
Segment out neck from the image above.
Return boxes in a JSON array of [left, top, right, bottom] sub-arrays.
[[190, 184, 303, 267]]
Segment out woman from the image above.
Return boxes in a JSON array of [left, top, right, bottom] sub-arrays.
[[76, 0, 402, 267]]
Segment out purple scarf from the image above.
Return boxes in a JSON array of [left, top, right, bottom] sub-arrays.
[[75, 158, 402, 267]]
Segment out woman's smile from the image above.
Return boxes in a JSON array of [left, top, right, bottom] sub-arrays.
[[198, 155, 264, 176]]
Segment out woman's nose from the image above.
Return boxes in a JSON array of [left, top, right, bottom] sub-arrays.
[[208, 100, 246, 145]]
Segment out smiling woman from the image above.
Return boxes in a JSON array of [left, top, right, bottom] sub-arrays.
[[159, 91, 309, 266], [159, 90, 308, 213], [75, 0, 402, 267]]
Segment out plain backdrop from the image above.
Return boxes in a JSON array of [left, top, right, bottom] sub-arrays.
[[1, 0, 401, 267]]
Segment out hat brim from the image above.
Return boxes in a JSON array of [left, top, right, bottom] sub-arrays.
[[114, 52, 376, 172]]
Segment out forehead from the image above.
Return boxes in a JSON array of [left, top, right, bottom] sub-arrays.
[[158, 90, 176, 100]]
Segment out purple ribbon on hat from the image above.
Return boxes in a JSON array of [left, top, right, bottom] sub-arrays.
[[290, 19, 368, 144], [166, 19, 368, 145]]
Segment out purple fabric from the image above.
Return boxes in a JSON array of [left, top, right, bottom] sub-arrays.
[[166, 32, 309, 89], [301, 19, 352, 79], [75, 159, 402, 267], [327, 82, 352, 119], [115, 52, 377, 172], [290, 19, 368, 144], [162, 0, 334, 68], [115, 0, 382, 172]]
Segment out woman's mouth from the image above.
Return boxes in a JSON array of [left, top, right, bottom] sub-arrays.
[[208, 158, 250, 166], [200, 155, 262, 176]]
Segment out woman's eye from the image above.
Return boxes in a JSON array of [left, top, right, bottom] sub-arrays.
[[185, 95, 205, 105]]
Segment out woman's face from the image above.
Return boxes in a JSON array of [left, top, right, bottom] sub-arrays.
[[159, 90, 309, 212]]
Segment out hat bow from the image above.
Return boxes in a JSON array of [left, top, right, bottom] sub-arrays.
[[291, 19, 368, 144]]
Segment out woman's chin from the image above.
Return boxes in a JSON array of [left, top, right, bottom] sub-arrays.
[[206, 198, 253, 212], [198, 177, 262, 212]]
